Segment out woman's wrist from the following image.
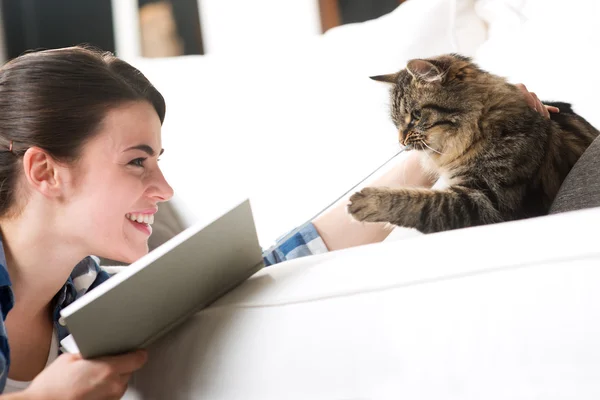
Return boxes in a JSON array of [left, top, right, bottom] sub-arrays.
[[312, 150, 435, 251]]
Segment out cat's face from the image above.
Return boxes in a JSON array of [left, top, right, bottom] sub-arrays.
[[373, 54, 487, 156]]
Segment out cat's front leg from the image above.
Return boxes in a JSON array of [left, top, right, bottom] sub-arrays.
[[348, 186, 502, 233], [347, 187, 403, 224], [348, 187, 434, 228]]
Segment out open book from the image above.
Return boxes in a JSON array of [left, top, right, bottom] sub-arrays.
[[59, 199, 264, 358]]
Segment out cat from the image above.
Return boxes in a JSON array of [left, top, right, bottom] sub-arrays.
[[347, 53, 599, 233]]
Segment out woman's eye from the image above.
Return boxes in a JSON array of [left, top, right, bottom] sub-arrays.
[[412, 109, 422, 120], [129, 158, 146, 167]]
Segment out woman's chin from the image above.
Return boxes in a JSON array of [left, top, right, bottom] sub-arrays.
[[103, 243, 149, 265], [126, 245, 149, 263]]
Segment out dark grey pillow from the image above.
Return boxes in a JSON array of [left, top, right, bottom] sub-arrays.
[[550, 135, 600, 214]]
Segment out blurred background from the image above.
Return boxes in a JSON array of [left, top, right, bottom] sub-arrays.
[[0, 0, 412, 246], [3, 0, 595, 252], [0, 0, 406, 63]]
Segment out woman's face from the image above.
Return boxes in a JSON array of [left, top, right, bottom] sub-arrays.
[[68, 101, 173, 263]]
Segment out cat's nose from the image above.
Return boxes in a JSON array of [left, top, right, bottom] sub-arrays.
[[398, 130, 406, 145], [399, 130, 411, 146]]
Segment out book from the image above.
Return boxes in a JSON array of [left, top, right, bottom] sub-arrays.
[[59, 199, 264, 359]]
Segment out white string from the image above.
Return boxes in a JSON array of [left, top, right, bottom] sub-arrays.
[[306, 148, 406, 222], [271, 148, 406, 245]]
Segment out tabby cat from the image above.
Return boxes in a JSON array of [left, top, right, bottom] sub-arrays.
[[348, 54, 599, 233]]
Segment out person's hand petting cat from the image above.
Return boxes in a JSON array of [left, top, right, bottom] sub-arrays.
[[516, 83, 560, 118]]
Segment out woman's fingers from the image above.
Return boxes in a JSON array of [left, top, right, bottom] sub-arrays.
[[516, 83, 537, 110], [97, 350, 148, 375], [516, 83, 560, 118], [531, 92, 549, 118]]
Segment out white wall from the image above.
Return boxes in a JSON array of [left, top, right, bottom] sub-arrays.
[[198, 0, 321, 55], [112, 0, 321, 59], [111, 0, 141, 61]]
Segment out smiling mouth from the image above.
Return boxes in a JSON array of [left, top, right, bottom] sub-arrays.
[[125, 213, 154, 236], [125, 213, 155, 225]]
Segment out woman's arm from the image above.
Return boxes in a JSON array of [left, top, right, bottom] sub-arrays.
[[261, 151, 435, 266], [312, 150, 435, 251]]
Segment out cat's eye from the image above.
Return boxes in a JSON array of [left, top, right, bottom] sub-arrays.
[[411, 109, 422, 120]]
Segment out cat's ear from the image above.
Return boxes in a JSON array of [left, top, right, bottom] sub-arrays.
[[407, 59, 443, 83], [369, 73, 398, 84]]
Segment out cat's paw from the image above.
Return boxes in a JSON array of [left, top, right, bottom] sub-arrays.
[[348, 187, 388, 223]]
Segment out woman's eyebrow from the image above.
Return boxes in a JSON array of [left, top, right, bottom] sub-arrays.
[[123, 144, 165, 156]]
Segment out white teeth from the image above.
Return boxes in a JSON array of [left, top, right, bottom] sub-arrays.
[[126, 213, 154, 225]]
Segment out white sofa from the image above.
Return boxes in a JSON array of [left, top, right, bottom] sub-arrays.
[[125, 207, 600, 400], [121, 0, 600, 398]]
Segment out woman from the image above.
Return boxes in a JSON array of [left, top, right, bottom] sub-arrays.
[[0, 46, 556, 398], [0, 46, 173, 399]]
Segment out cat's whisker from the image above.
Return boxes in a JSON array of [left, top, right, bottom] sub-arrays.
[[402, 152, 408, 184], [421, 142, 435, 165], [421, 141, 444, 155]]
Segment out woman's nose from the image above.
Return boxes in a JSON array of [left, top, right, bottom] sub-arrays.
[[149, 168, 174, 202]]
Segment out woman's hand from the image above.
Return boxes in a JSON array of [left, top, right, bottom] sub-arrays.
[[24, 350, 147, 400], [516, 83, 560, 119]]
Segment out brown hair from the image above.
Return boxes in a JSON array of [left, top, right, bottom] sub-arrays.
[[0, 46, 165, 217]]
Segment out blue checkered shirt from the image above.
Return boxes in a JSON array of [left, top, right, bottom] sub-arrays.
[[0, 221, 327, 392], [262, 222, 328, 266], [0, 241, 110, 393]]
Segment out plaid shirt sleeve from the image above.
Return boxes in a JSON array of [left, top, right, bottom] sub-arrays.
[[262, 222, 329, 266]]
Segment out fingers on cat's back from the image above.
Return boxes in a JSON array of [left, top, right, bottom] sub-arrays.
[[515, 83, 537, 110]]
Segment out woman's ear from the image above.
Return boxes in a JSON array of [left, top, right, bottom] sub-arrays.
[[21, 147, 70, 198]]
